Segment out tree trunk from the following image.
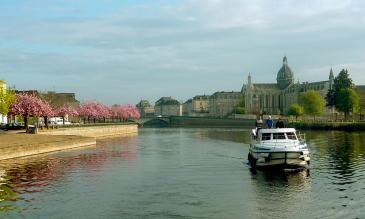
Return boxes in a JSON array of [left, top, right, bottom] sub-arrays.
[[62, 116, 65, 125], [24, 115, 29, 129], [45, 116, 49, 129]]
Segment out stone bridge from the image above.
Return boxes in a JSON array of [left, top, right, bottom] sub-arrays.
[[132, 117, 170, 127]]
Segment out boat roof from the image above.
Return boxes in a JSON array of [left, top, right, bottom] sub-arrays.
[[258, 128, 296, 134]]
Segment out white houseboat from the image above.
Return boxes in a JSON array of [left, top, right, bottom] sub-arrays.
[[248, 128, 310, 169]]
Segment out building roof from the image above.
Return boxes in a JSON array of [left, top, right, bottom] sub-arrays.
[[193, 95, 210, 100], [252, 83, 279, 90], [136, 100, 152, 108], [277, 56, 294, 89], [210, 91, 242, 99], [184, 99, 192, 104], [155, 97, 180, 106]]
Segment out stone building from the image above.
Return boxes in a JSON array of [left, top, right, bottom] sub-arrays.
[[192, 95, 210, 114], [243, 56, 334, 115], [209, 91, 243, 117], [40, 92, 80, 108], [182, 99, 193, 116], [136, 100, 155, 118], [155, 97, 182, 116], [183, 95, 210, 116], [14, 90, 80, 108]]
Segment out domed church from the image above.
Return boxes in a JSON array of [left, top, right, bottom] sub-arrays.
[[243, 56, 334, 115]]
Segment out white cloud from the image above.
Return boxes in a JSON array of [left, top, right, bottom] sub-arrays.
[[0, 0, 364, 104]]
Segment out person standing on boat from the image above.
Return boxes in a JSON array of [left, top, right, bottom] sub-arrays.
[[255, 116, 263, 135], [266, 115, 273, 129], [275, 117, 285, 128]]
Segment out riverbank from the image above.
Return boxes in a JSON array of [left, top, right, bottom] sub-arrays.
[[169, 116, 255, 128], [0, 134, 96, 160], [39, 123, 138, 138], [287, 121, 365, 131], [0, 124, 138, 160]]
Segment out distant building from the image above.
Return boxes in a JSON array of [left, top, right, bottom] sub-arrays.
[[40, 92, 79, 108], [0, 80, 8, 123], [209, 91, 243, 117], [183, 95, 210, 116], [182, 99, 193, 116], [14, 90, 79, 108], [155, 97, 182, 116], [243, 56, 334, 115], [15, 90, 39, 96], [193, 95, 210, 114], [136, 100, 155, 118]]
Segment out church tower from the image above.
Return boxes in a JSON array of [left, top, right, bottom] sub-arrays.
[[329, 67, 335, 89], [276, 56, 294, 89]]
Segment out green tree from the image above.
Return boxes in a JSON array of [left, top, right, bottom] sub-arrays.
[[325, 88, 336, 108], [0, 85, 16, 117], [235, 107, 246, 114], [333, 69, 353, 91], [234, 96, 245, 114], [336, 88, 359, 120], [287, 104, 304, 121], [299, 90, 325, 120], [326, 69, 354, 108]]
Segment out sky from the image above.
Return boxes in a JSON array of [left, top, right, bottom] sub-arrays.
[[0, 0, 364, 104]]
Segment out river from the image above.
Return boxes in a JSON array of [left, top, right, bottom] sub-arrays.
[[0, 128, 364, 218]]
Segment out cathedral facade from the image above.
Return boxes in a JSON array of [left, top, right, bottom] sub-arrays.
[[243, 56, 334, 115]]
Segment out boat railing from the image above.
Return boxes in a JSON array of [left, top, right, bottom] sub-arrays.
[[297, 132, 306, 144]]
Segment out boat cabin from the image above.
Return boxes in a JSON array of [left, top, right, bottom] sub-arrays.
[[252, 128, 299, 143]]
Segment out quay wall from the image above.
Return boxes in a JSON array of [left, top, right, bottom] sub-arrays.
[[39, 124, 138, 138], [169, 116, 255, 128], [287, 121, 365, 131], [0, 136, 96, 161]]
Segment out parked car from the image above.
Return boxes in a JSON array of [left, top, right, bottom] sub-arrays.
[[0, 123, 26, 131]]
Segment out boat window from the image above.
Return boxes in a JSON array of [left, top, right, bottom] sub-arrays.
[[261, 133, 271, 141], [286, 132, 297, 140], [273, 133, 286, 140]]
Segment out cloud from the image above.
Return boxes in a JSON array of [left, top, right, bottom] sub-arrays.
[[0, 0, 364, 104]]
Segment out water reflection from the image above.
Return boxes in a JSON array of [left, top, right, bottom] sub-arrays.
[[0, 136, 139, 213], [0, 129, 364, 218]]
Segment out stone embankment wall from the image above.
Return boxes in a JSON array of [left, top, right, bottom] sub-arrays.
[[0, 135, 96, 161], [170, 116, 255, 128], [0, 124, 138, 161], [39, 124, 138, 138]]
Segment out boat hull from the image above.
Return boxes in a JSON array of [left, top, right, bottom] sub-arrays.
[[248, 150, 310, 170]]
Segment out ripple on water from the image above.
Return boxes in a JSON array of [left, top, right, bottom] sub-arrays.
[[0, 129, 365, 218]]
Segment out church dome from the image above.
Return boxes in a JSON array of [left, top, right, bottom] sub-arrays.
[[276, 56, 294, 89]]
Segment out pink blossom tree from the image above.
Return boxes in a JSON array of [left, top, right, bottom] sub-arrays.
[[9, 94, 54, 129], [77, 102, 139, 124], [39, 100, 54, 128], [111, 104, 121, 122], [77, 102, 112, 123], [78, 102, 97, 123], [119, 105, 140, 122], [56, 105, 79, 125]]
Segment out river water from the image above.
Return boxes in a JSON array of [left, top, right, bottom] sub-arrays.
[[0, 128, 364, 219]]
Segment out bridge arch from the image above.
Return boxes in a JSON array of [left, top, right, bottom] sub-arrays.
[[134, 117, 170, 127]]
